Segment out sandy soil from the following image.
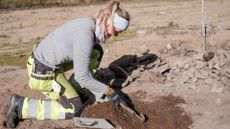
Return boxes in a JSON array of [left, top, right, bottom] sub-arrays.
[[0, 0, 230, 129]]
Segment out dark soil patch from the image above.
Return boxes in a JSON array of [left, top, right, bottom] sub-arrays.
[[82, 94, 193, 129]]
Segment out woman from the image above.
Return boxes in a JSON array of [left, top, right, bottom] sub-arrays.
[[5, 0, 130, 128]]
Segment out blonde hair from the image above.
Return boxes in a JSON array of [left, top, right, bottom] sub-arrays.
[[95, 0, 130, 35]]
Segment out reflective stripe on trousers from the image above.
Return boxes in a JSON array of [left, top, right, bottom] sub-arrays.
[[22, 97, 75, 120]]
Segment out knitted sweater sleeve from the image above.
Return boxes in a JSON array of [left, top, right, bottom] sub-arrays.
[[73, 30, 107, 94]]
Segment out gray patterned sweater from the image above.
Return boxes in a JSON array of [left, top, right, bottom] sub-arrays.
[[33, 17, 107, 94]]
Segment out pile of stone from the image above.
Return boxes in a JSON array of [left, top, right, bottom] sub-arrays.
[[159, 42, 196, 57], [166, 48, 230, 93], [142, 44, 230, 93], [97, 43, 230, 93]]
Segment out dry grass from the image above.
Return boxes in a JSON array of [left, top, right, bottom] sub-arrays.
[[0, 38, 41, 66], [0, 0, 106, 9], [0, 0, 192, 9], [106, 28, 136, 44]]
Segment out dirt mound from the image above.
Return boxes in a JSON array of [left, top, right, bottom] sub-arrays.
[[82, 94, 192, 129]]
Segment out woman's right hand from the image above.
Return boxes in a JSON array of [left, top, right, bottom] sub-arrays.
[[105, 87, 128, 106]]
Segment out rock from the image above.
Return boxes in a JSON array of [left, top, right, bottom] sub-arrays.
[[159, 58, 167, 66], [208, 61, 214, 69], [211, 86, 224, 94], [191, 77, 198, 82], [195, 71, 205, 79], [216, 49, 229, 57], [166, 75, 173, 81], [174, 59, 185, 69], [212, 70, 221, 76], [209, 72, 219, 78], [171, 49, 181, 56], [140, 71, 153, 81], [157, 64, 170, 74], [178, 75, 190, 84], [171, 42, 180, 49], [218, 54, 227, 67], [203, 51, 215, 62], [181, 48, 189, 57], [184, 46, 196, 56], [176, 103, 187, 108], [188, 84, 196, 89], [153, 58, 161, 67], [186, 68, 195, 78], [139, 65, 145, 72], [167, 71, 180, 81], [146, 61, 156, 69], [211, 80, 225, 93], [202, 70, 209, 77], [195, 61, 205, 69], [226, 69, 230, 74], [218, 69, 226, 76], [204, 78, 214, 86], [130, 69, 142, 80], [159, 47, 168, 54], [183, 63, 190, 70], [193, 53, 204, 61], [220, 76, 230, 86], [137, 45, 150, 55], [136, 30, 146, 37], [170, 63, 178, 70], [166, 43, 173, 50], [150, 71, 166, 83]]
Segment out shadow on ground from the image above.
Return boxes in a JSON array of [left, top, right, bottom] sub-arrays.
[[96, 53, 159, 88]]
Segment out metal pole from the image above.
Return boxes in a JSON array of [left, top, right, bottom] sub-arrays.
[[202, 0, 207, 51], [204, 25, 207, 51]]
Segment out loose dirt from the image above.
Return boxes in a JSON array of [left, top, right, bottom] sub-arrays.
[[82, 94, 192, 129]]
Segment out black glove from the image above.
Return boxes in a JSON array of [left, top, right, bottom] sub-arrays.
[[105, 87, 127, 106]]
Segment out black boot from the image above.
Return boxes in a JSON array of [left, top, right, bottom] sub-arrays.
[[64, 95, 95, 119], [5, 94, 24, 128]]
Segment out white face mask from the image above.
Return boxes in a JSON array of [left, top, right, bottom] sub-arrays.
[[113, 13, 129, 31]]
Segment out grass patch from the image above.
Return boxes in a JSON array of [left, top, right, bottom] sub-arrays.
[[0, 52, 28, 66], [106, 28, 136, 44], [0, 43, 8, 49], [0, 0, 192, 10], [188, 25, 200, 30], [0, 0, 107, 9], [154, 21, 188, 35], [0, 34, 10, 39], [155, 21, 179, 35], [0, 38, 41, 66]]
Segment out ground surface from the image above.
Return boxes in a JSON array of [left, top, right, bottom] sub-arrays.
[[0, 0, 230, 129]]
